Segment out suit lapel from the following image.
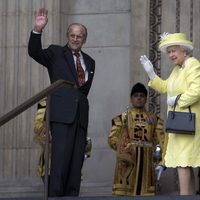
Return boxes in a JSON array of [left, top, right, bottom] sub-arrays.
[[62, 46, 93, 86], [82, 52, 94, 81], [63, 45, 79, 84]]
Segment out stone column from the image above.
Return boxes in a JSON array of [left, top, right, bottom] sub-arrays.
[[0, 0, 61, 197]]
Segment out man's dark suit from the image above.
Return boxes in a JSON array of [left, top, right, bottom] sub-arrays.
[[28, 32, 95, 196]]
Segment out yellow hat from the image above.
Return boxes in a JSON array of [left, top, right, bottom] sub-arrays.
[[159, 33, 193, 53]]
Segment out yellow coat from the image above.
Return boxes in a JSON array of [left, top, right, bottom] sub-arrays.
[[149, 57, 200, 167]]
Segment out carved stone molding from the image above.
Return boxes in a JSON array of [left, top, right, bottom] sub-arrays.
[[190, 0, 193, 40], [149, 0, 162, 115], [176, 0, 180, 33]]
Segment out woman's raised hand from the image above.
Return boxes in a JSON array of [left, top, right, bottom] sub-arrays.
[[140, 55, 156, 80]]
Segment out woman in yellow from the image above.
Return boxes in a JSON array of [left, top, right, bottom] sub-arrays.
[[140, 33, 200, 195]]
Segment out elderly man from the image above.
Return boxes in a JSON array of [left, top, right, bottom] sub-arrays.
[[28, 8, 95, 197]]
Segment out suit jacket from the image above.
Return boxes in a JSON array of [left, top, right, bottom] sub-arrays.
[[28, 32, 95, 128]]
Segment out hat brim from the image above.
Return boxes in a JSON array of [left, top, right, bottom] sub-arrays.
[[159, 42, 193, 53]]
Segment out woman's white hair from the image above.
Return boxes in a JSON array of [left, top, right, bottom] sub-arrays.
[[180, 45, 193, 56]]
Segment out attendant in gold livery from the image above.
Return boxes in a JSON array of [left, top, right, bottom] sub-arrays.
[[33, 99, 92, 182], [108, 83, 167, 196]]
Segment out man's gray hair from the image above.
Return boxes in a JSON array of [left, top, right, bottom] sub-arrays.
[[67, 23, 88, 39]]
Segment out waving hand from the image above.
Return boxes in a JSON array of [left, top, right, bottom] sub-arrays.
[[34, 8, 48, 33]]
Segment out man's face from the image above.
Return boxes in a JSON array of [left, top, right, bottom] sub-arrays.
[[67, 24, 87, 52], [131, 92, 147, 109]]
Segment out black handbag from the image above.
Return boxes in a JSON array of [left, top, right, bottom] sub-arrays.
[[165, 94, 196, 135]]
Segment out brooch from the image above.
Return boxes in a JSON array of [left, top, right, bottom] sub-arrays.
[[146, 116, 154, 124]]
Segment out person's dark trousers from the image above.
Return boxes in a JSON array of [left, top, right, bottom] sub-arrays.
[[48, 117, 87, 197]]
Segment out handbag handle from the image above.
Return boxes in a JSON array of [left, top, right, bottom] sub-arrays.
[[172, 94, 193, 120], [173, 94, 181, 111]]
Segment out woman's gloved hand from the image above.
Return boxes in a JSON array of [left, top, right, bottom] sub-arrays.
[[140, 55, 156, 80], [167, 96, 177, 106]]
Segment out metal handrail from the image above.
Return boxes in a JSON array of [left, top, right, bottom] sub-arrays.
[[0, 79, 76, 127], [0, 79, 76, 200]]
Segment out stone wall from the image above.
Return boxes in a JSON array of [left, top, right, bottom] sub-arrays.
[[0, 0, 200, 198]]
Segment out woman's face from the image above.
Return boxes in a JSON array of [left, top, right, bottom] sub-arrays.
[[166, 45, 187, 66]]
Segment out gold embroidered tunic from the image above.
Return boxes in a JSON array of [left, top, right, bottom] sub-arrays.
[[108, 107, 166, 196], [33, 99, 51, 177], [33, 99, 92, 178]]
